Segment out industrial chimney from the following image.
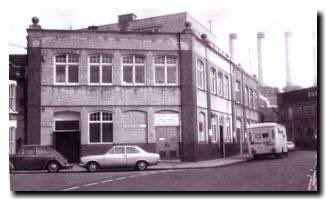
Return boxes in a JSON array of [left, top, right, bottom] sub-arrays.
[[284, 31, 293, 87], [229, 33, 238, 63], [257, 32, 265, 86]]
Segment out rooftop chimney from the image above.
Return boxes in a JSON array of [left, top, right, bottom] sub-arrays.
[[284, 31, 293, 87], [257, 32, 265, 86], [229, 33, 238, 63], [118, 13, 137, 31], [29, 16, 41, 29]]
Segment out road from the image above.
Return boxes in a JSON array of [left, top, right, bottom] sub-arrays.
[[10, 150, 316, 191]]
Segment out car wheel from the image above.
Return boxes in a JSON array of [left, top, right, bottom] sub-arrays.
[[136, 161, 148, 171], [87, 162, 99, 172], [47, 161, 60, 173]]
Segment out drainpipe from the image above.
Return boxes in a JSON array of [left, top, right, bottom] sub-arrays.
[[240, 68, 245, 155], [177, 33, 184, 159]]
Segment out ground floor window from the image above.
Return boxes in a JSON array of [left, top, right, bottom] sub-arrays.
[[9, 127, 16, 154], [225, 117, 231, 143], [211, 115, 218, 143], [89, 112, 113, 143], [198, 112, 207, 143]]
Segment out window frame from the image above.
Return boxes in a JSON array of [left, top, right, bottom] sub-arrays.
[[211, 115, 218, 143], [235, 80, 241, 103], [224, 75, 230, 99], [197, 59, 205, 90], [218, 71, 224, 96], [88, 111, 114, 144], [122, 55, 146, 86], [54, 54, 80, 85], [154, 56, 178, 86], [9, 82, 17, 112], [210, 68, 217, 94], [88, 54, 113, 85], [198, 112, 207, 143]]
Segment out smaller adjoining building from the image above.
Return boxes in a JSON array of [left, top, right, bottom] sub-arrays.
[[9, 54, 28, 154], [277, 86, 317, 150]]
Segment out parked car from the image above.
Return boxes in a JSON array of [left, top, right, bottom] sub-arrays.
[[9, 145, 72, 173], [287, 141, 296, 151], [80, 145, 160, 172]]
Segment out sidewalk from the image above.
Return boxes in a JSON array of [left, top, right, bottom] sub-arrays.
[[64, 154, 252, 172]]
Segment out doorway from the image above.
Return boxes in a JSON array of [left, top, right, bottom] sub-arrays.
[[156, 127, 179, 160], [219, 126, 224, 157]]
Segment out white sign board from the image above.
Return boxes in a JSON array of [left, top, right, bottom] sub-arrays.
[[154, 114, 179, 126]]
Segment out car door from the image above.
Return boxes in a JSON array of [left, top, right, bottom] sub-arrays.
[[104, 147, 127, 168], [34, 147, 52, 169], [126, 147, 141, 167], [14, 147, 36, 170]]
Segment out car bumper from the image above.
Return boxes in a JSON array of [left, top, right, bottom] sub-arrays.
[[62, 164, 73, 169], [79, 163, 87, 168]]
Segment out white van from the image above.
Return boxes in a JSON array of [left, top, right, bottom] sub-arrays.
[[247, 123, 288, 159]]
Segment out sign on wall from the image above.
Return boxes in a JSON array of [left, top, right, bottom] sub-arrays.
[[154, 114, 179, 126]]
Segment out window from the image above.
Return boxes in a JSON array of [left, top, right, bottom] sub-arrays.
[[111, 147, 125, 154], [154, 56, 178, 85], [249, 89, 253, 108], [126, 147, 139, 154], [197, 60, 205, 89], [20, 147, 35, 155], [36, 147, 51, 155], [122, 55, 145, 85], [89, 111, 113, 143], [55, 121, 79, 132], [9, 83, 16, 111], [288, 107, 293, 120], [210, 68, 217, 94], [211, 115, 218, 142], [9, 127, 16, 154], [224, 75, 230, 98], [55, 54, 79, 84], [244, 86, 249, 106], [198, 112, 207, 143], [262, 133, 269, 138], [225, 117, 231, 143], [253, 90, 257, 109], [235, 81, 241, 103], [89, 54, 113, 84], [218, 72, 224, 96]]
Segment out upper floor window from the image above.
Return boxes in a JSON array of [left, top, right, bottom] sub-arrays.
[[197, 60, 205, 89], [235, 81, 241, 103], [224, 75, 230, 99], [154, 56, 178, 85], [55, 54, 79, 84], [122, 55, 145, 85], [244, 86, 249, 106], [89, 111, 113, 143], [89, 54, 113, 85], [218, 72, 224, 96], [253, 90, 257, 109], [249, 89, 253, 108], [9, 83, 16, 112], [210, 68, 217, 94], [211, 115, 218, 143]]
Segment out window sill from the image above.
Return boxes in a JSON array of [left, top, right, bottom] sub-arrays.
[[87, 142, 113, 145], [9, 110, 18, 114], [54, 83, 80, 86]]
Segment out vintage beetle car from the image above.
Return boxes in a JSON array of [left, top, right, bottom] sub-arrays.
[[9, 145, 72, 173], [80, 145, 160, 172]]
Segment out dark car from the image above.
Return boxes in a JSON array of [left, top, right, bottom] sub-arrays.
[[9, 145, 72, 173]]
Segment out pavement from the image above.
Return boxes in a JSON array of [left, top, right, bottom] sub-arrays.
[[63, 154, 252, 172]]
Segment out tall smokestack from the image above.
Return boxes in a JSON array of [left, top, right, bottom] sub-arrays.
[[229, 33, 238, 63], [284, 31, 294, 87], [257, 32, 265, 86]]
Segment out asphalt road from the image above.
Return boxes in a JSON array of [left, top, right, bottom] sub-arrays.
[[10, 150, 316, 191]]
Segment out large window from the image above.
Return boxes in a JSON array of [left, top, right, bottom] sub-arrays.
[[89, 112, 113, 143], [224, 75, 230, 99], [198, 112, 207, 143], [235, 81, 241, 103], [89, 54, 113, 84], [210, 68, 217, 94], [244, 86, 249, 106], [9, 127, 16, 154], [154, 56, 178, 85], [211, 115, 218, 143], [253, 90, 257, 109], [122, 55, 145, 85], [249, 89, 253, 108], [225, 117, 231, 143], [218, 72, 224, 96], [55, 54, 79, 84], [9, 83, 16, 112], [197, 60, 205, 89]]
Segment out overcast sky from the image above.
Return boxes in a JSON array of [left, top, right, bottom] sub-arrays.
[[9, 9, 317, 89]]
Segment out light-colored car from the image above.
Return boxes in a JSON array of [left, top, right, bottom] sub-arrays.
[[287, 141, 295, 151], [80, 146, 160, 172]]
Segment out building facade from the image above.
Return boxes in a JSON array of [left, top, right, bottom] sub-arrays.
[[277, 87, 317, 149], [9, 55, 27, 154], [26, 13, 259, 162]]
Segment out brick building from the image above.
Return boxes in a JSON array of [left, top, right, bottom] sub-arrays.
[[25, 12, 260, 162], [277, 86, 317, 149], [9, 55, 27, 154]]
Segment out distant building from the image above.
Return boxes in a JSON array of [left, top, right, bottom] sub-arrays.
[[9, 54, 27, 154], [277, 86, 317, 149]]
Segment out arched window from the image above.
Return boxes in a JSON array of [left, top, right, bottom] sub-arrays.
[[210, 68, 217, 94], [154, 56, 178, 85], [235, 81, 241, 103], [198, 112, 207, 143], [89, 54, 113, 84], [197, 60, 205, 89], [244, 86, 249, 106], [249, 88, 253, 108], [225, 117, 231, 143], [89, 111, 113, 143], [122, 55, 145, 85], [218, 72, 224, 96], [211, 115, 218, 142], [224, 75, 230, 99], [9, 81, 16, 112], [55, 54, 79, 84]]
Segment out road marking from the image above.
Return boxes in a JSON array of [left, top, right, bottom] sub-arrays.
[[115, 177, 127, 181], [128, 175, 139, 178], [62, 186, 80, 191], [83, 182, 98, 187], [101, 179, 113, 183]]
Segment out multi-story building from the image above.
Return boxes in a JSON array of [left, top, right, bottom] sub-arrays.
[[277, 86, 317, 150], [9, 55, 27, 154], [25, 12, 260, 162]]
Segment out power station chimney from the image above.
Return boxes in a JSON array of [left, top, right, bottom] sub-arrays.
[[257, 32, 265, 86], [284, 31, 293, 87], [229, 33, 238, 63]]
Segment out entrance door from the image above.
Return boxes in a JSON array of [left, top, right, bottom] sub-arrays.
[[54, 131, 80, 163], [219, 126, 224, 157], [156, 127, 179, 160]]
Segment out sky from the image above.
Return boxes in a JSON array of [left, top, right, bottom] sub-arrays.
[[8, 9, 317, 89]]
